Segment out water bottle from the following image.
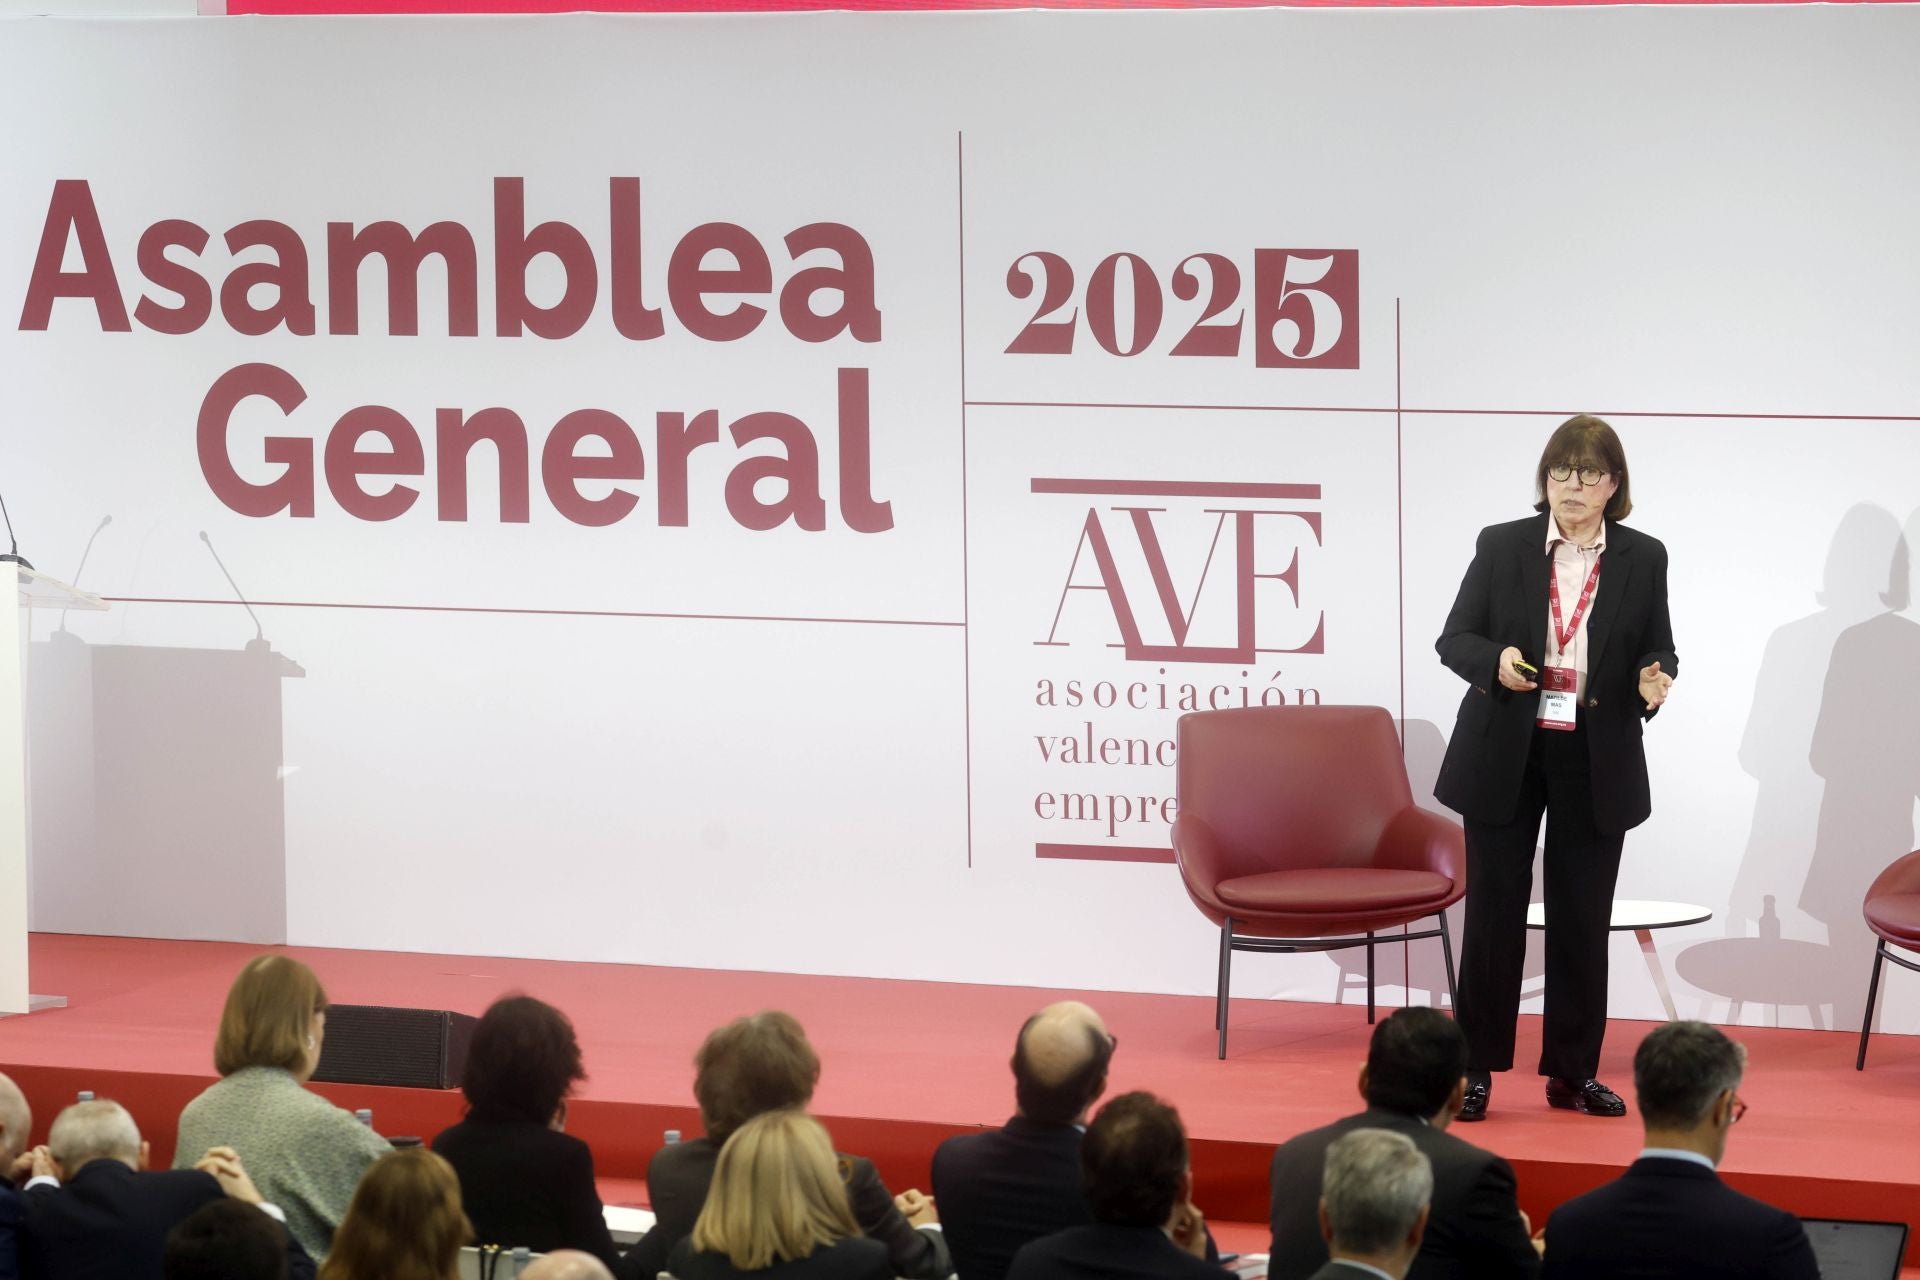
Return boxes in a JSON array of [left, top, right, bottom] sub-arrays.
[[512, 1246, 532, 1276], [77, 1091, 94, 1103], [664, 1128, 682, 1146], [355, 1108, 373, 1128]]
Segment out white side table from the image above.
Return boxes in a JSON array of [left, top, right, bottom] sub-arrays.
[[1525, 899, 1712, 1021]]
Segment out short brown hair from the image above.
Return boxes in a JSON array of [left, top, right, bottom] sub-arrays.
[[213, 954, 328, 1077], [1082, 1092, 1189, 1228], [690, 1109, 858, 1269], [1533, 414, 1632, 520], [693, 1012, 821, 1143], [318, 1149, 470, 1280]]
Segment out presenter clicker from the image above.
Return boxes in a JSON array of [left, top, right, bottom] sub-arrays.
[[1434, 415, 1676, 1120]]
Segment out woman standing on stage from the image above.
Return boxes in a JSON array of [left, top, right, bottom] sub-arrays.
[[1434, 415, 1676, 1121]]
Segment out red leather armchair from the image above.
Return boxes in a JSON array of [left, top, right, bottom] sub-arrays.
[[1857, 848, 1920, 1069], [1172, 705, 1466, 1058]]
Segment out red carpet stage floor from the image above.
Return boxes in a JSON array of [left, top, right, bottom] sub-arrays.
[[4, 934, 1918, 1265]]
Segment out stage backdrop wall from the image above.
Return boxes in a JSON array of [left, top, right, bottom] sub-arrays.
[[4, 7, 1918, 1034]]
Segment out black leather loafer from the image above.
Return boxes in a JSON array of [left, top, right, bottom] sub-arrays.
[[1458, 1077, 1491, 1122], [1546, 1076, 1627, 1116]]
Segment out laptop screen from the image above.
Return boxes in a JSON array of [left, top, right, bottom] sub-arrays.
[[1799, 1219, 1908, 1280]]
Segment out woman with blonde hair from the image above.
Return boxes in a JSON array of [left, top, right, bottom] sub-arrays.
[[318, 1148, 471, 1280], [671, 1110, 888, 1280], [621, 1012, 943, 1280], [174, 954, 390, 1257]]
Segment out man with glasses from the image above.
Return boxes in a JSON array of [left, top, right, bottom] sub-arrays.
[[1435, 415, 1678, 1120], [1540, 1022, 1816, 1279]]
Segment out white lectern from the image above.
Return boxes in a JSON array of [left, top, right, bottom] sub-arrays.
[[2, 564, 108, 1015]]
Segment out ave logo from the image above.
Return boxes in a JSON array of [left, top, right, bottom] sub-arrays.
[[1032, 479, 1325, 665]]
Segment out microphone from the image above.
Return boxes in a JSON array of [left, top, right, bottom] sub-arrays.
[[0, 491, 32, 570], [199, 530, 265, 644], [57, 515, 112, 632], [72, 516, 111, 585]]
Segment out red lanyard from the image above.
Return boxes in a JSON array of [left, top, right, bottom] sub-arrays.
[[1549, 549, 1603, 654]]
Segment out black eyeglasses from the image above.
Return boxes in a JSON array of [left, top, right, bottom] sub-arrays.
[[1730, 1094, 1748, 1125], [1548, 464, 1610, 487]]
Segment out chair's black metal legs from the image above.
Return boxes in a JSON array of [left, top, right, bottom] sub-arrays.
[[1858, 942, 1887, 1071], [1217, 917, 1234, 1059], [1366, 931, 1377, 1025], [1209, 910, 1459, 1058]]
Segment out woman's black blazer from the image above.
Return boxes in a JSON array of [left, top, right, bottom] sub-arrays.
[[1434, 513, 1677, 835]]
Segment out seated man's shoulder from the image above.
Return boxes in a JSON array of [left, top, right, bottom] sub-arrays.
[[1544, 1177, 1625, 1234], [1420, 1121, 1503, 1167], [1273, 1115, 1359, 1162], [650, 1136, 715, 1177]]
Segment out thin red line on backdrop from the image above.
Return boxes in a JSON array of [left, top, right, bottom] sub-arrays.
[[1036, 843, 1174, 864], [1031, 479, 1322, 500], [226, 0, 1916, 13], [104, 596, 966, 628]]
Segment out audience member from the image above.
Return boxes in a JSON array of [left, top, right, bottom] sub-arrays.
[[432, 995, 617, 1264], [669, 1110, 890, 1280], [0, 1073, 31, 1280], [932, 1002, 1114, 1280], [519, 1251, 618, 1280], [165, 1199, 310, 1280], [618, 1012, 946, 1280], [315, 1149, 469, 1280], [1004, 1092, 1216, 1280], [1541, 1022, 1818, 1279], [174, 955, 390, 1258], [19, 1098, 309, 1280], [1267, 1008, 1537, 1280], [1312, 1129, 1432, 1280]]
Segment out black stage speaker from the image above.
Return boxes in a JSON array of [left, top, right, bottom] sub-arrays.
[[311, 1005, 478, 1090]]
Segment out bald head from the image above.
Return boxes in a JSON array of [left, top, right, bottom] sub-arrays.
[[519, 1251, 616, 1280], [0, 1073, 29, 1163], [1012, 1001, 1112, 1125]]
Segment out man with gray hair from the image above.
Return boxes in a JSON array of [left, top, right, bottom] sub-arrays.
[[0, 1072, 32, 1280], [1313, 1129, 1433, 1280], [520, 1249, 618, 1280], [21, 1099, 313, 1280], [1542, 1022, 1817, 1279]]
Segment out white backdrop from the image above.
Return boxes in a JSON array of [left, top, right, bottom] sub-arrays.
[[3, 7, 1918, 1032]]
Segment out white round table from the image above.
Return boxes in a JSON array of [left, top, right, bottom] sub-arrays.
[[1525, 899, 1712, 1021]]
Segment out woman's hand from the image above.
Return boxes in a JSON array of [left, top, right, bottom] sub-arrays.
[[196, 1147, 264, 1204], [1498, 646, 1539, 692], [893, 1188, 938, 1226], [1639, 661, 1673, 710]]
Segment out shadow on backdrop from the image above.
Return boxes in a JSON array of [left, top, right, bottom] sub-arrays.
[[1679, 504, 1918, 1030]]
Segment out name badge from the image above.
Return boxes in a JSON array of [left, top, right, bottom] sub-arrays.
[[1536, 665, 1578, 731]]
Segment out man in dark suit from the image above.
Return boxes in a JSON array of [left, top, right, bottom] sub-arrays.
[[1308, 1129, 1432, 1280], [1006, 1092, 1220, 1280], [0, 1073, 30, 1280], [20, 1099, 312, 1280], [1435, 417, 1678, 1120], [1542, 1023, 1817, 1279], [931, 1001, 1114, 1280], [1267, 1008, 1539, 1280], [617, 1011, 947, 1280]]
